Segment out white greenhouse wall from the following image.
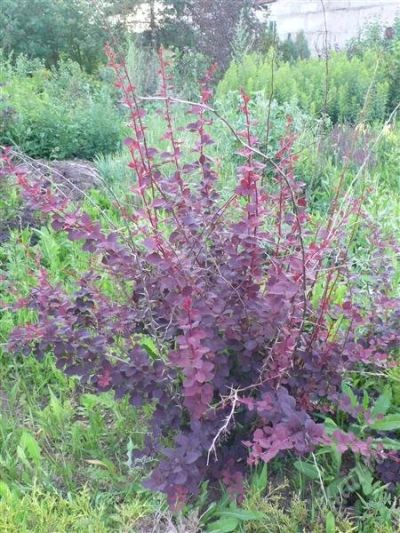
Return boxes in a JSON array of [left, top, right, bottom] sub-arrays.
[[266, 0, 400, 54]]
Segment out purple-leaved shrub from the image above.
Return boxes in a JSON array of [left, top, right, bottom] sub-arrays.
[[4, 48, 400, 508]]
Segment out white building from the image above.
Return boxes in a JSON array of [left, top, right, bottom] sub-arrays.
[[263, 0, 400, 54]]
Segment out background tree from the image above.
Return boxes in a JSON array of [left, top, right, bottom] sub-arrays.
[[109, 0, 195, 50], [0, 0, 268, 75], [0, 0, 111, 72], [188, 0, 265, 71], [112, 0, 265, 72]]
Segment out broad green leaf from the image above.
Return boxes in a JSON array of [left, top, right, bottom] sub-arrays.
[[19, 431, 41, 466], [207, 517, 240, 532], [326, 478, 343, 499], [355, 463, 373, 496], [250, 464, 268, 493], [220, 509, 263, 521], [0, 481, 11, 499], [16, 446, 30, 469], [370, 414, 400, 431], [371, 386, 392, 417], [342, 383, 357, 408], [201, 502, 219, 524], [294, 460, 320, 480], [362, 390, 369, 410], [323, 417, 339, 436], [330, 447, 342, 474], [141, 336, 158, 358], [325, 511, 336, 533], [375, 437, 400, 450]]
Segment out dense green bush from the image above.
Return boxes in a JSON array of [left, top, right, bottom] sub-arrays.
[[218, 49, 389, 123], [0, 55, 123, 160]]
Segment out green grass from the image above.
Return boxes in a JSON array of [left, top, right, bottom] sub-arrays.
[[0, 354, 162, 530], [0, 345, 162, 531]]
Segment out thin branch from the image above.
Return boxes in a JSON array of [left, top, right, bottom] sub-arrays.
[[207, 389, 239, 465]]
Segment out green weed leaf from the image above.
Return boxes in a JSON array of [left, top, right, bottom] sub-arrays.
[[19, 431, 41, 466], [370, 414, 400, 431], [354, 463, 373, 496], [207, 517, 240, 532], [220, 509, 263, 521], [325, 511, 336, 533], [294, 460, 320, 480], [371, 386, 392, 417], [250, 464, 268, 493]]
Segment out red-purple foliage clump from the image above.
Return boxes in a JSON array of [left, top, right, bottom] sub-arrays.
[[4, 49, 400, 508], [0, 147, 14, 181]]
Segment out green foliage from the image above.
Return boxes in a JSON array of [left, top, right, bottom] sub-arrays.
[[95, 150, 133, 188], [240, 479, 354, 532], [0, 55, 123, 159], [387, 39, 400, 112], [286, 377, 400, 531], [172, 49, 211, 99], [0, 488, 109, 532], [347, 18, 400, 58], [195, 469, 355, 533], [0, 172, 20, 228], [0, 0, 110, 72], [126, 39, 160, 96], [293, 31, 311, 61], [218, 49, 390, 123], [126, 38, 209, 100]]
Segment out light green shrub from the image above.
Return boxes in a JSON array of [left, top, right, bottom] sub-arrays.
[[218, 49, 389, 123]]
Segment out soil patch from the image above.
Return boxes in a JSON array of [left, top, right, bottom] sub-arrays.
[[0, 158, 101, 243], [25, 158, 101, 201]]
